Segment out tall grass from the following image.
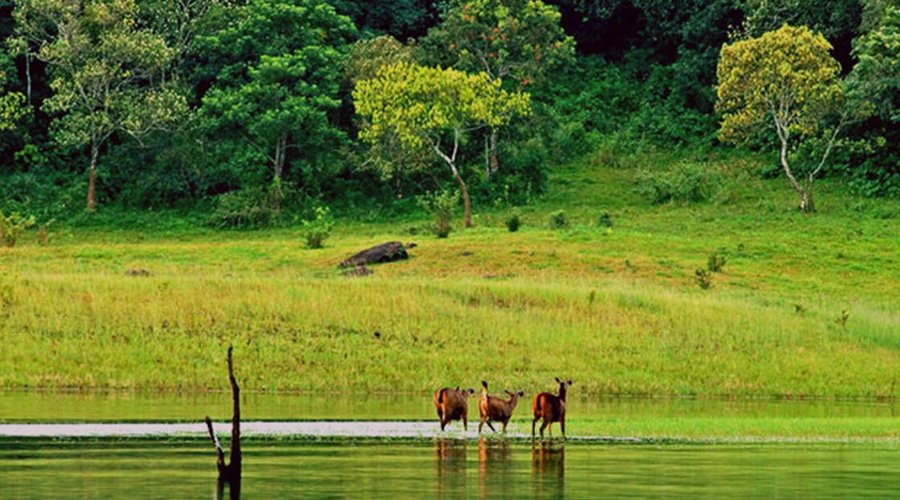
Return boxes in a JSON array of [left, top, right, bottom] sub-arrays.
[[1, 149, 897, 397]]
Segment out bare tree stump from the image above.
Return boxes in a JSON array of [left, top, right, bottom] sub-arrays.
[[205, 346, 241, 497]]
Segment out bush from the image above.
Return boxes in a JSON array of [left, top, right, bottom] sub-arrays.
[[707, 248, 727, 273], [695, 268, 712, 289], [418, 190, 459, 238], [597, 211, 613, 228], [636, 161, 720, 205], [0, 211, 36, 247], [505, 213, 521, 232], [548, 210, 568, 229], [208, 189, 278, 229], [301, 206, 334, 249]]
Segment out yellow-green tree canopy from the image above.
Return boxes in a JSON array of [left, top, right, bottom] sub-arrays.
[[716, 24, 843, 144], [716, 24, 847, 213], [355, 62, 531, 151], [354, 62, 531, 226]]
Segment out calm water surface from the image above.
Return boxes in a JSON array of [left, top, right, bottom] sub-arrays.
[[3, 440, 898, 498], [2, 392, 898, 498]]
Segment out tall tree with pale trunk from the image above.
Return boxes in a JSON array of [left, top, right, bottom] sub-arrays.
[[354, 62, 531, 227], [716, 24, 852, 213]]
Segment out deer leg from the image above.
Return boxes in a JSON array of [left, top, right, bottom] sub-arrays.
[[486, 420, 497, 433], [540, 421, 549, 440], [532, 417, 539, 439], [478, 418, 484, 435], [502, 420, 508, 434], [560, 417, 566, 439], [440, 417, 447, 431]]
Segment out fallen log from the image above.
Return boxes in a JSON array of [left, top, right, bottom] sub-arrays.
[[340, 241, 409, 268]]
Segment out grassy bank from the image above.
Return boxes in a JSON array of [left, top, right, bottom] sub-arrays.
[[1, 149, 898, 397]]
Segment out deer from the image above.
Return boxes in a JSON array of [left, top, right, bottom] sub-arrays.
[[532, 378, 573, 440], [478, 381, 525, 434], [433, 386, 476, 431]]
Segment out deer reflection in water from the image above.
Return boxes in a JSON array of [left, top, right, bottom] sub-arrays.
[[478, 436, 514, 497], [435, 438, 468, 495], [532, 441, 565, 497]]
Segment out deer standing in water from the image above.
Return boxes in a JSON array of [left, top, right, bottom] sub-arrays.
[[532, 378, 573, 440], [433, 386, 476, 431], [478, 381, 525, 434]]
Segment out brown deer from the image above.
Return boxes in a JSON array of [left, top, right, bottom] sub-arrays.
[[532, 378, 573, 440], [433, 386, 476, 431], [478, 381, 525, 434]]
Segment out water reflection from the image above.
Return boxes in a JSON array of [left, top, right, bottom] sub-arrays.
[[532, 442, 565, 498], [214, 477, 240, 500], [435, 438, 467, 496], [477, 437, 514, 497]]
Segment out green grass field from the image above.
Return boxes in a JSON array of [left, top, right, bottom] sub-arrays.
[[2, 148, 898, 399]]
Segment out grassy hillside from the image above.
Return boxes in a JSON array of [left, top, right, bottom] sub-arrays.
[[1, 148, 898, 397]]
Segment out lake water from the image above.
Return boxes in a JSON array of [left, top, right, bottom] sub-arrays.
[[1, 391, 898, 498], [3, 440, 899, 498]]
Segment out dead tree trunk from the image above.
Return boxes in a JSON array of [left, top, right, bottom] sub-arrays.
[[204, 345, 241, 496]]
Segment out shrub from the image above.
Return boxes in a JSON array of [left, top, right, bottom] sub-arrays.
[[707, 249, 727, 273], [548, 210, 568, 229], [505, 213, 521, 232], [695, 268, 712, 289], [0, 211, 36, 247], [208, 189, 278, 229], [301, 206, 335, 249], [636, 161, 720, 205], [597, 211, 613, 228], [418, 190, 459, 238]]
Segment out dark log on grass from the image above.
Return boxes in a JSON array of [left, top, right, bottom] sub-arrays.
[[340, 241, 409, 268], [205, 345, 241, 496]]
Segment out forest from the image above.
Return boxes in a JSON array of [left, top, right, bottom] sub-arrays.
[[0, 0, 897, 232]]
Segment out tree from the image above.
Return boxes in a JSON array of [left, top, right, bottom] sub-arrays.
[[849, 5, 900, 123], [16, 0, 186, 212], [197, 0, 355, 211], [420, 0, 573, 177], [716, 25, 849, 213], [331, 0, 440, 39], [354, 62, 531, 227], [0, 51, 28, 133], [345, 35, 414, 85]]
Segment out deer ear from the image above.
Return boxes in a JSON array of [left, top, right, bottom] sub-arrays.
[[481, 380, 488, 389], [555, 377, 561, 383], [567, 379, 573, 385], [468, 388, 475, 394], [455, 386, 460, 391], [518, 390, 525, 397], [505, 390, 514, 397]]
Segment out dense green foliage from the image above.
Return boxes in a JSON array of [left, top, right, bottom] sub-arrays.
[[0, 0, 897, 224]]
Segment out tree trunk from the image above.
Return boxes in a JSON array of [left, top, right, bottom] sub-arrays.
[[87, 141, 99, 213], [778, 134, 812, 214], [25, 54, 32, 105], [489, 129, 499, 175], [801, 176, 816, 213], [227, 345, 241, 470], [204, 345, 241, 497], [271, 133, 287, 212], [454, 171, 472, 228]]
